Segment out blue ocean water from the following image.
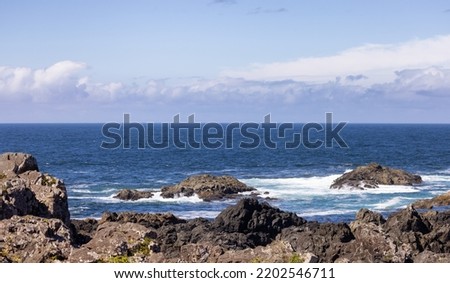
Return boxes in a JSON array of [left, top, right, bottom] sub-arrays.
[[0, 123, 449, 222]]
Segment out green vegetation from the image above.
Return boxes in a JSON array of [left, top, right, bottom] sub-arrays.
[[108, 255, 130, 263], [132, 237, 152, 256], [287, 253, 305, 263], [250, 257, 263, 263], [41, 175, 57, 186]]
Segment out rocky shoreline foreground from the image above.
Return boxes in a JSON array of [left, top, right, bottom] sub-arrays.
[[1, 152, 450, 263]]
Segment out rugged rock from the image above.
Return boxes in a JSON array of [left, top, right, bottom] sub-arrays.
[[0, 163, 70, 224], [0, 178, 40, 219], [412, 191, 450, 209], [160, 174, 255, 201], [413, 251, 450, 263], [0, 152, 39, 176], [70, 218, 99, 246], [385, 205, 431, 235], [344, 209, 405, 262], [69, 221, 159, 263], [278, 222, 354, 262], [0, 215, 72, 263], [330, 163, 422, 190], [113, 189, 154, 201], [217, 240, 319, 263]]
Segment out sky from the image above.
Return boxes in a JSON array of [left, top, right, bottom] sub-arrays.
[[1, 0, 450, 123]]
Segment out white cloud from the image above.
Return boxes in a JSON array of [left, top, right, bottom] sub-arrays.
[[0, 60, 88, 102], [222, 35, 450, 85], [1, 35, 450, 122]]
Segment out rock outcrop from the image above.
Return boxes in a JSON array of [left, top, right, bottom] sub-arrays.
[[0, 215, 72, 263], [330, 163, 422, 190], [412, 191, 450, 209], [0, 152, 39, 176], [113, 189, 154, 201], [0, 152, 70, 224], [160, 174, 255, 201]]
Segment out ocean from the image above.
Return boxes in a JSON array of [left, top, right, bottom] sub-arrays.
[[0, 123, 449, 222]]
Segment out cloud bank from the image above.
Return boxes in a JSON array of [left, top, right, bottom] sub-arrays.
[[1, 35, 450, 122]]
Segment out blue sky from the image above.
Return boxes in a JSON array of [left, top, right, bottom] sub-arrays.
[[1, 0, 450, 122]]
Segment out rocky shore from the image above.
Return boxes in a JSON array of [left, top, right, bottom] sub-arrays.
[[1, 152, 450, 263]]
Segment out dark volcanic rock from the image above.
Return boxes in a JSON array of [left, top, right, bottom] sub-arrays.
[[213, 198, 305, 236], [330, 163, 422, 190], [113, 189, 154, 201], [278, 222, 354, 262], [412, 191, 450, 209], [160, 174, 255, 201]]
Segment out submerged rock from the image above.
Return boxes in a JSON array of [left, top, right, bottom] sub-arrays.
[[160, 174, 255, 201], [330, 163, 422, 190], [113, 189, 154, 201]]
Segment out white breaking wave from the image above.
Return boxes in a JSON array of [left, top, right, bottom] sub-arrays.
[[70, 192, 204, 204], [241, 175, 420, 199], [132, 192, 203, 203], [372, 196, 413, 210], [422, 174, 450, 183], [173, 210, 220, 219], [299, 209, 356, 218]]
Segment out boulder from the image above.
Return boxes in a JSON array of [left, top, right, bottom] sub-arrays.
[[0, 215, 72, 263], [330, 163, 422, 190], [113, 189, 154, 201], [412, 191, 450, 209], [213, 198, 305, 236], [160, 174, 255, 201]]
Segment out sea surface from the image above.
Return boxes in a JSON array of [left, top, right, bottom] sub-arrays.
[[0, 123, 449, 222]]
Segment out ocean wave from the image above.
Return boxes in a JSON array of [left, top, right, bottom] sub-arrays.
[[299, 209, 356, 218], [241, 176, 420, 198], [69, 192, 204, 204], [422, 174, 450, 182], [173, 210, 220, 219], [372, 196, 413, 210]]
